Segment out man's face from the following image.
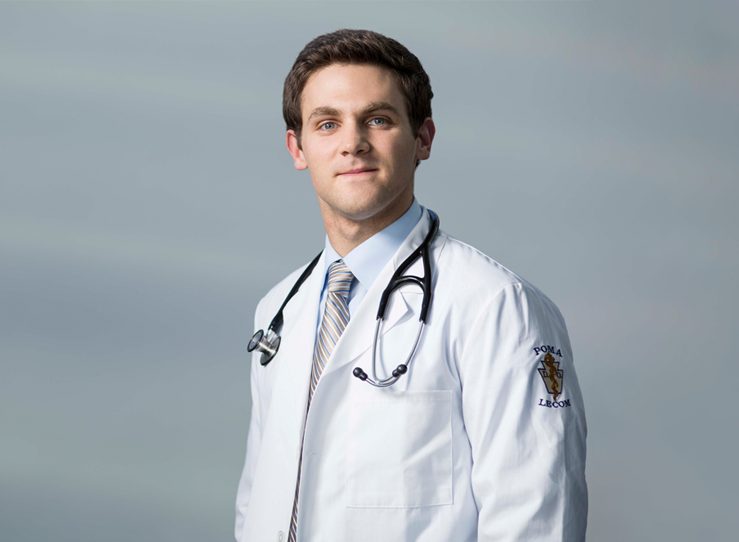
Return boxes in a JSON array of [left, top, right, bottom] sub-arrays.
[[287, 63, 433, 226]]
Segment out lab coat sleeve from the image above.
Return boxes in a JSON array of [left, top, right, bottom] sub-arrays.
[[459, 283, 587, 541], [234, 300, 265, 542]]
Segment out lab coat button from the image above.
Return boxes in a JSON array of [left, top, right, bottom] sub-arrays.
[[277, 531, 285, 542]]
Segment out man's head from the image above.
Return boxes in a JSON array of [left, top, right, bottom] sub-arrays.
[[283, 29, 435, 250], [283, 29, 433, 147]]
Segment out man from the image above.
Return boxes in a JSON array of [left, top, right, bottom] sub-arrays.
[[235, 29, 587, 542]]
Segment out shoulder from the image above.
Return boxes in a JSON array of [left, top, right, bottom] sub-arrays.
[[434, 232, 567, 329], [434, 232, 573, 371], [436, 232, 547, 300]]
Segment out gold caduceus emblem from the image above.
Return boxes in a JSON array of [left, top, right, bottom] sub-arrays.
[[538, 353, 564, 401]]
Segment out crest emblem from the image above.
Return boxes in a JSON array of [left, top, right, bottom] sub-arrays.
[[538, 353, 564, 401]]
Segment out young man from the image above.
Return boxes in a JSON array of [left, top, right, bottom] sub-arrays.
[[235, 29, 587, 542]]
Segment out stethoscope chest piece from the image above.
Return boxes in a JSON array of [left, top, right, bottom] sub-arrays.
[[247, 251, 324, 367], [248, 329, 281, 366]]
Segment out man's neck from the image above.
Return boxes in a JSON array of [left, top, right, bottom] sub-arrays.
[[320, 193, 415, 257]]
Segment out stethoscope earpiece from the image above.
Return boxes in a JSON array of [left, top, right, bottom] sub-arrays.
[[392, 364, 408, 377]]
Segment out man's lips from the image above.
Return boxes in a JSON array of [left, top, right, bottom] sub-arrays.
[[338, 167, 378, 176]]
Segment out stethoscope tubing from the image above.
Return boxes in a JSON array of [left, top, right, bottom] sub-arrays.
[[364, 316, 425, 388], [249, 209, 440, 388]]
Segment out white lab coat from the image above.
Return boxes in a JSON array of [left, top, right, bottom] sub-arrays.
[[235, 209, 588, 542]]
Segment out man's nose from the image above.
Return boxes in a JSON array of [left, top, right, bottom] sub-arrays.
[[341, 121, 370, 156]]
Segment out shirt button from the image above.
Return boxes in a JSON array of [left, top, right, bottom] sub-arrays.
[[277, 531, 285, 542]]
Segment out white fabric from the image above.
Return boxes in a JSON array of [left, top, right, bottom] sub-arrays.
[[289, 261, 353, 542], [235, 207, 588, 542]]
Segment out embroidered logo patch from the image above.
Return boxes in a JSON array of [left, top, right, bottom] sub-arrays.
[[537, 353, 564, 402]]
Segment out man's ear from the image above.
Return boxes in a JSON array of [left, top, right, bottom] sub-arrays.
[[415, 117, 436, 162], [286, 130, 308, 170]]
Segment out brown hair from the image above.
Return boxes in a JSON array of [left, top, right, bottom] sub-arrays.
[[283, 29, 433, 145]]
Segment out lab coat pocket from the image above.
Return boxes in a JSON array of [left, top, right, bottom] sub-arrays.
[[346, 390, 453, 508]]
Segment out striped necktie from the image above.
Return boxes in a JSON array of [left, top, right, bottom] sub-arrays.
[[288, 260, 353, 542]]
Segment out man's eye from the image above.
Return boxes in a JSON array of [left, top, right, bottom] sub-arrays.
[[369, 118, 388, 126], [319, 122, 337, 131]]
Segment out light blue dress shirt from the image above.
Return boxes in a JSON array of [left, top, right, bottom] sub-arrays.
[[316, 199, 423, 335]]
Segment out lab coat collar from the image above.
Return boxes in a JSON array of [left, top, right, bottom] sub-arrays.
[[319, 206, 447, 379], [322, 199, 423, 292]]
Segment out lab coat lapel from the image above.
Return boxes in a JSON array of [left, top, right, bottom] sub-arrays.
[[320, 210, 434, 378], [278, 250, 326, 422]]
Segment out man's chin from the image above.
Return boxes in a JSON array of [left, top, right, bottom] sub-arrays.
[[324, 195, 411, 226]]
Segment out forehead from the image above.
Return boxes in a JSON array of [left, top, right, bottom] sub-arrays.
[[300, 63, 408, 120]]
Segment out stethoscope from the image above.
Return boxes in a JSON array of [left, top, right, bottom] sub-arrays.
[[248, 210, 439, 388]]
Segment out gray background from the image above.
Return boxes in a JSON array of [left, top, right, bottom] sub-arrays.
[[1, 1, 737, 541]]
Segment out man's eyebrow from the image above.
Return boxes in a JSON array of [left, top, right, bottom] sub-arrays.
[[307, 106, 341, 123], [361, 101, 400, 116]]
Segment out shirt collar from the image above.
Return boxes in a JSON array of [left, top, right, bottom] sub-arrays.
[[322, 198, 423, 290]]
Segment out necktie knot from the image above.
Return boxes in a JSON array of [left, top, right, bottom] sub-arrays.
[[327, 260, 353, 299]]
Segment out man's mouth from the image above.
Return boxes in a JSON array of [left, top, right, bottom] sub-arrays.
[[338, 167, 378, 176]]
